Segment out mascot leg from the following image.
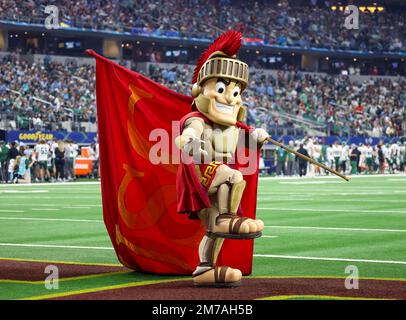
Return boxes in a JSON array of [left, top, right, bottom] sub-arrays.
[[206, 165, 264, 239], [192, 208, 242, 287]]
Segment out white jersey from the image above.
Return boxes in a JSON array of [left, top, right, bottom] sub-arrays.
[[326, 147, 334, 161], [332, 145, 342, 158], [50, 142, 58, 158], [365, 146, 373, 158], [35, 144, 50, 161], [382, 145, 390, 159], [306, 140, 314, 157], [70, 143, 79, 158], [390, 144, 400, 159], [313, 144, 322, 159], [340, 145, 349, 161]]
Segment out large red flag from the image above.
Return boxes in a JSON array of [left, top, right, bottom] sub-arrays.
[[87, 50, 259, 275]]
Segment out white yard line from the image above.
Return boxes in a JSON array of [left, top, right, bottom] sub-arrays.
[[0, 197, 100, 199], [264, 225, 406, 233], [261, 235, 279, 238], [0, 243, 113, 250], [253, 254, 406, 265], [0, 209, 24, 213], [258, 192, 401, 196], [0, 182, 101, 187], [258, 208, 406, 214], [0, 217, 103, 223], [31, 208, 60, 211], [261, 199, 406, 203], [259, 174, 406, 181], [0, 204, 102, 207]]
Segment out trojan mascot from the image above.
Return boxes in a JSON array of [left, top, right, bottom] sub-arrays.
[[87, 30, 267, 288], [175, 30, 268, 287]]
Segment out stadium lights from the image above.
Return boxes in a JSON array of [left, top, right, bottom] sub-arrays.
[[367, 6, 376, 13], [332, 5, 384, 13], [326, 57, 329, 60]]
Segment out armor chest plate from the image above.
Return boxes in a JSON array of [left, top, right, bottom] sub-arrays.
[[202, 123, 239, 161]]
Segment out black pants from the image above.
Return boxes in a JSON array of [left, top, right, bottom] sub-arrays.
[[55, 160, 65, 180], [0, 160, 7, 182], [299, 162, 307, 177]]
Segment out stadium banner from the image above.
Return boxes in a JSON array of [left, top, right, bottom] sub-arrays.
[[6, 130, 97, 144], [87, 49, 256, 275]]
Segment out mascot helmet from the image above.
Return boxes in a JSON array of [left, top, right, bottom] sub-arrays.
[[191, 30, 249, 124]]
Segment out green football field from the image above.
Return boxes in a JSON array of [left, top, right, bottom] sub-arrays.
[[0, 175, 405, 300]]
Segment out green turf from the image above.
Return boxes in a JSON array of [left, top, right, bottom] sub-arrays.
[[0, 175, 405, 299]]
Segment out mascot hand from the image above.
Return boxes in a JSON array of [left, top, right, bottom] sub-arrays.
[[181, 133, 208, 157], [251, 128, 269, 144]]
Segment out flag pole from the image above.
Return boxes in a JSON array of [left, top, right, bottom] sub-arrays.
[[266, 137, 350, 182]]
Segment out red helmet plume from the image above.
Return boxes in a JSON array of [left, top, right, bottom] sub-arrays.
[[192, 30, 242, 84]]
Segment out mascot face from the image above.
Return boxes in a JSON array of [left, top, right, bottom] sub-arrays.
[[197, 77, 243, 126]]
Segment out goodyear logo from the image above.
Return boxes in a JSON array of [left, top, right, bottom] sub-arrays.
[[18, 131, 54, 142]]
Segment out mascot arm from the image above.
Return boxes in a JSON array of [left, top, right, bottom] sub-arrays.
[[175, 117, 208, 156]]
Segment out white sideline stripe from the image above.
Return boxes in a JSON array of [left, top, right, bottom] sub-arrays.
[[260, 199, 406, 203], [0, 204, 102, 207], [258, 191, 406, 195], [0, 217, 103, 223], [0, 243, 113, 250], [0, 182, 101, 187], [258, 192, 402, 196], [253, 254, 406, 265], [0, 190, 48, 193], [264, 225, 406, 233], [258, 207, 406, 214], [261, 235, 279, 238], [0, 209, 24, 213], [31, 208, 59, 211], [64, 206, 92, 209], [279, 181, 342, 185]]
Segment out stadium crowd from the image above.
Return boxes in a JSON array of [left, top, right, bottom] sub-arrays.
[[0, 0, 405, 53], [1, 53, 404, 138], [271, 138, 406, 177], [0, 53, 96, 131], [0, 139, 99, 184], [147, 64, 406, 137]]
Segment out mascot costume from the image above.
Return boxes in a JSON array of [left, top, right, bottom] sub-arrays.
[[87, 30, 268, 288]]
